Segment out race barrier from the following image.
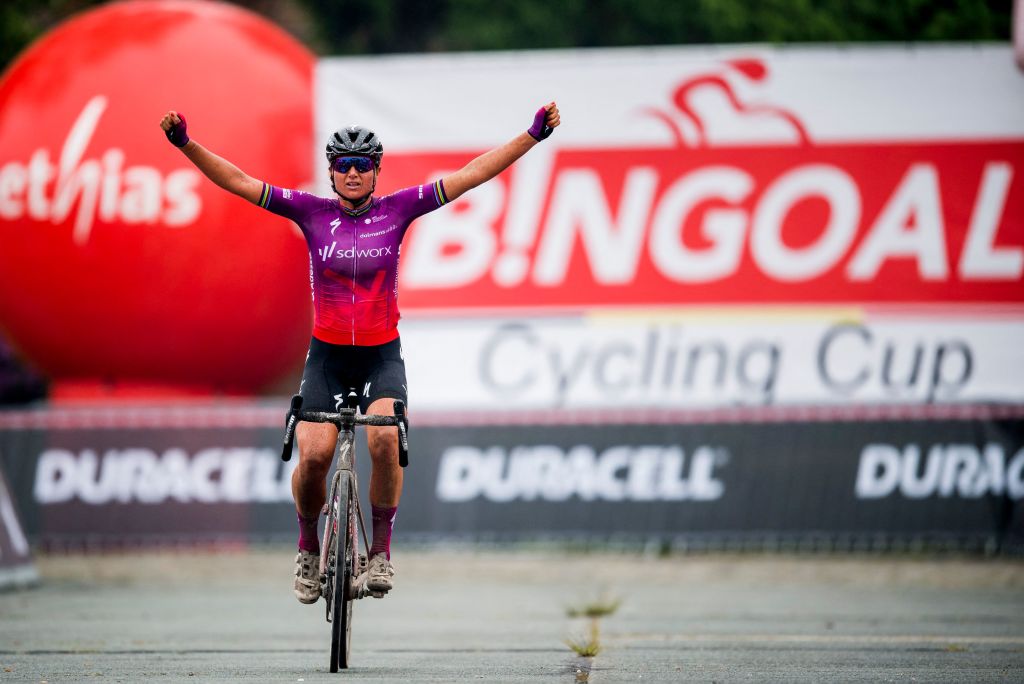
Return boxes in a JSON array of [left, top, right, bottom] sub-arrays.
[[0, 404, 1020, 552]]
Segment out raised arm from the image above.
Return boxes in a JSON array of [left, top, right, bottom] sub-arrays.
[[441, 102, 560, 202], [158, 111, 264, 205]]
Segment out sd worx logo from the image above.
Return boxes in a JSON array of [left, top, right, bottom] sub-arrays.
[[318, 241, 394, 261], [0, 95, 201, 245]]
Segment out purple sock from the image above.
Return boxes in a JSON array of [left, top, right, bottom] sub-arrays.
[[369, 505, 397, 560], [297, 512, 320, 553]]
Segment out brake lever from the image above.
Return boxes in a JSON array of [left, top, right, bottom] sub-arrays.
[[393, 400, 409, 467], [281, 394, 303, 462]]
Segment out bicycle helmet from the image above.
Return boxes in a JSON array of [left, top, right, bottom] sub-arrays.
[[326, 125, 383, 167]]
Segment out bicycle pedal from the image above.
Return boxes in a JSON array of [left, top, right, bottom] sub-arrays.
[[370, 590, 386, 599]]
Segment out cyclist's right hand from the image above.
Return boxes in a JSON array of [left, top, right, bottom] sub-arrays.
[[159, 111, 190, 147]]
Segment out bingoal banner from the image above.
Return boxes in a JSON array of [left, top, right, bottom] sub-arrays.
[[317, 46, 1024, 312]]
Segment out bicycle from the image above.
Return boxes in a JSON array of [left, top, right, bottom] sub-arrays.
[[281, 391, 409, 672]]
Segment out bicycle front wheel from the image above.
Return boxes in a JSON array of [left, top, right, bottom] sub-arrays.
[[329, 470, 356, 671]]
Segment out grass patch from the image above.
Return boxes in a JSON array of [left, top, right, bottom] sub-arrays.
[[565, 619, 602, 657], [565, 592, 622, 619]]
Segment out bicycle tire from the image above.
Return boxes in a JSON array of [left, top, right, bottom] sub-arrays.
[[330, 469, 356, 671]]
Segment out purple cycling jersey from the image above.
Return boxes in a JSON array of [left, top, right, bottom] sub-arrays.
[[257, 181, 449, 345]]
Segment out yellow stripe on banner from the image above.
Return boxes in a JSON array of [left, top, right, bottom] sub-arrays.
[[584, 305, 866, 326]]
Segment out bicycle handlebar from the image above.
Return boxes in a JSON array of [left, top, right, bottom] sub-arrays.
[[281, 395, 410, 467]]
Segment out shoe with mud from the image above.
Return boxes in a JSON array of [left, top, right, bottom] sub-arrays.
[[293, 550, 321, 604], [365, 553, 395, 593]]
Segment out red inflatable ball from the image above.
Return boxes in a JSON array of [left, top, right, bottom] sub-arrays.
[[0, 0, 315, 396]]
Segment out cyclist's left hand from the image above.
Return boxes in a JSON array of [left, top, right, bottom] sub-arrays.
[[528, 102, 560, 141]]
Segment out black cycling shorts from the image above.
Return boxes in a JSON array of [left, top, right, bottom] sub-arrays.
[[299, 336, 408, 414]]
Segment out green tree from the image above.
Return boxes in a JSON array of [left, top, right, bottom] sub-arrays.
[[0, 0, 1014, 74]]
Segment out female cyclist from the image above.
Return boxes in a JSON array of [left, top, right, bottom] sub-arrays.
[[159, 102, 560, 603]]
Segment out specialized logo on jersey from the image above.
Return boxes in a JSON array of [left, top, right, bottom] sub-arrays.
[[329, 217, 341, 236]]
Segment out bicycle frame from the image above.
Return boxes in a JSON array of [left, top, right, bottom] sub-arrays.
[[320, 417, 360, 585], [282, 395, 409, 595], [280, 393, 409, 671]]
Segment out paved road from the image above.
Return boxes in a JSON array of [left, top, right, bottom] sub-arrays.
[[0, 549, 1022, 682]]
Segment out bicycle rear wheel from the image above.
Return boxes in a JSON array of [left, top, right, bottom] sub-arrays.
[[329, 470, 356, 671]]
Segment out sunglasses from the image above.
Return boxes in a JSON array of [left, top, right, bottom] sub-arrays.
[[332, 156, 376, 174]]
